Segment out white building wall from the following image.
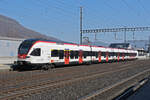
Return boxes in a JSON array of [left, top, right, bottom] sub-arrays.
[[0, 37, 24, 57]]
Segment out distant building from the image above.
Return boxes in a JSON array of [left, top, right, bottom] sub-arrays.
[[0, 36, 24, 57], [135, 48, 146, 56], [127, 40, 148, 51], [109, 43, 132, 49]]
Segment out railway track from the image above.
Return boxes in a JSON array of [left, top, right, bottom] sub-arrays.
[[0, 60, 149, 100], [78, 69, 150, 100], [0, 61, 136, 86], [0, 60, 141, 84], [0, 60, 140, 92]]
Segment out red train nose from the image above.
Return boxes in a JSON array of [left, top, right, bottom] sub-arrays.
[[18, 54, 27, 59]]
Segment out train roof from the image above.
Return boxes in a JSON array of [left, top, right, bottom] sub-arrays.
[[23, 39, 136, 51], [24, 38, 77, 44]]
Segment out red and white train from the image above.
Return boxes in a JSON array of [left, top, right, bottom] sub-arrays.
[[15, 39, 138, 70]]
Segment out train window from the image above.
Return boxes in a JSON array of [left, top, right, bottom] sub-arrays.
[[92, 52, 94, 56], [87, 51, 90, 56], [101, 52, 106, 57], [59, 50, 64, 59], [120, 53, 122, 57], [83, 51, 88, 58], [92, 52, 96, 57], [109, 52, 113, 57], [30, 48, 41, 56], [75, 51, 79, 59], [124, 53, 126, 56], [83, 51, 85, 58], [116, 53, 118, 56], [18, 39, 37, 54], [112, 52, 115, 56], [95, 52, 98, 58], [70, 51, 74, 59], [108, 52, 110, 57], [90, 52, 93, 56], [51, 50, 58, 57]]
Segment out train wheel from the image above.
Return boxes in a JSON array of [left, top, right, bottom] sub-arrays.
[[50, 64, 55, 69], [42, 64, 55, 70], [86, 61, 92, 65], [42, 65, 49, 70]]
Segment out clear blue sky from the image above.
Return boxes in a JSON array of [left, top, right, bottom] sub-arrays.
[[0, 0, 150, 44]]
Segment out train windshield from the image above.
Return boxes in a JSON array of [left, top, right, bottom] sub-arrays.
[[18, 40, 37, 54]]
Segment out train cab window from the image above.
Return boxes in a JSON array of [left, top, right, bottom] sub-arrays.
[[30, 48, 41, 56], [59, 50, 64, 59], [51, 50, 58, 57]]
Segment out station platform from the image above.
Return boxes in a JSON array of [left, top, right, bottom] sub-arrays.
[[0, 64, 11, 70], [127, 80, 150, 100], [0, 57, 16, 70]]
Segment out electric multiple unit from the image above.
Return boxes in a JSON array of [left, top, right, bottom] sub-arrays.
[[16, 39, 138, 70]]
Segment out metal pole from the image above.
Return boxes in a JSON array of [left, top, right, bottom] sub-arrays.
[[133, 31, 135, 40], [149, 36, 150, 53], [124, 27, 126, 43], [133, 31, 135, 48], [80, 7, 83, 45]]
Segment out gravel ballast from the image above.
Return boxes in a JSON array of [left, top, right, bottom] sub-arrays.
[[21, 60, 150, 100]]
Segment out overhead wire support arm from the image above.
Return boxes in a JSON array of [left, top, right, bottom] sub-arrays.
[[82, 27, 150, 33]]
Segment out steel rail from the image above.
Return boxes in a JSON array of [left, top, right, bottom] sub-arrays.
[[0, 62, 147, 100]]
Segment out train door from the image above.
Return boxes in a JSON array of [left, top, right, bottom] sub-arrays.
[[64, 50, 69, 64], [30, 48, 43, 63], [106, 52, 109, 62], [117, 52, 120, 61], [98, 51, 101, 62], [122, 53, 125, 60], [79, 50, 83, 64]]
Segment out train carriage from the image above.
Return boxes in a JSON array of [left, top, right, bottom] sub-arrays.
[[15, 39, 138, 70]]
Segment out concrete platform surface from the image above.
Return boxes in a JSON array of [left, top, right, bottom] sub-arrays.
[[0, 57, 16, 70], [0, 64, 11, 70], [0, 57, 16, 64]]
